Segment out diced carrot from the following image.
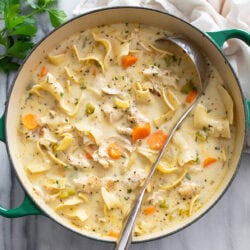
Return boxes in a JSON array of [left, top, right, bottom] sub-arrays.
[[107, 142, 122, 159], [21, 114, 39, 130], [107, 231, 120, 238], [147, 130, 168, 150], [186, 90, 197, 103], [143, 206, 156, 215], [85, 151, 93, 160], [92, 68, 97, 76], [40, 66, 48, 77], [203, 157, 217, 168], [132, 122, 151, 143], [122, 55, 138, 69]]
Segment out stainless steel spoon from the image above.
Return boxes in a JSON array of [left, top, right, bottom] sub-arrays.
[[115, 36, 208, 250]]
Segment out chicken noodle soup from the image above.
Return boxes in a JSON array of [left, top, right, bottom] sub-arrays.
[[17, 23, 235, 238]]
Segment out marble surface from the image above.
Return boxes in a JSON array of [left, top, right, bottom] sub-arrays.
[[1, 1, 250, 250]]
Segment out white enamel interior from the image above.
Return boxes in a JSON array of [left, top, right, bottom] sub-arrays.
[[5, 7, 246, 242]]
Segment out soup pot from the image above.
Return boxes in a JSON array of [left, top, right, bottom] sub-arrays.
[[0, 7, 250, 243]]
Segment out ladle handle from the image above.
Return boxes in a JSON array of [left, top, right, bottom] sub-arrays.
[[115, 87, 204, 250], [0, 114, 43, 217]]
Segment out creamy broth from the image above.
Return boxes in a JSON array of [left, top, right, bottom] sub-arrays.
[[17, 23, 235, 238]]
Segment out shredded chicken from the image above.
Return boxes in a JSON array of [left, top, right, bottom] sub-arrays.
[[128, 104, 149, 124], [66, 153, 91, 169], [136, 81, 161, 96], [116, 126, 133, 136], [92, 143, 113, 168], [124, 168, 147, 189], [103, 177, 118, 191], [102, 86, 121, 95], [178, 181, 201, 199], [147, 191, 165, 205], [102, 104, 123, 123], [107, 135, 134, 152], [143, 66, 178, 89], [73, 175, 102, 193]]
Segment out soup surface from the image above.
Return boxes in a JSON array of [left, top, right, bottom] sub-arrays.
[[17, 23, 235, 239]]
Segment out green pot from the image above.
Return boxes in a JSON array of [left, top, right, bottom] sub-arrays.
[[0, 7, 249, 243]]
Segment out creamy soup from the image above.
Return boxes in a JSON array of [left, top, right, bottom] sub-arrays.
[[17, 23, 235, 239]]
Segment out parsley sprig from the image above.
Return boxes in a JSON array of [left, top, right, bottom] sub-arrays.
[[0, 0, 67, 72]]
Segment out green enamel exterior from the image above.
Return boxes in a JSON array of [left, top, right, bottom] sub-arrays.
[[207, 29, 250, 126], [0, 28, 249, 219], [207, 29, 250, 48], [0, 115, 5, 142], [0, 114, 44, 217], [0, 195, 44, 218]]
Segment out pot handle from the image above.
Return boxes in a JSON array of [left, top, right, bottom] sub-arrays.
[[207, 29, 250, 48], [207, 29, 250, 126], [0, 114, 44, 217]]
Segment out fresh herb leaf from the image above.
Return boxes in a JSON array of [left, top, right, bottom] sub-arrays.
[[8, 40, 34, 58], [0, 57, 19, 72], [38, 0, 54, 8], [47, 9, 67, 27], [26, 0, 39, 9], [5, 4, 25, 30], [9, 23, 37, 36], [0, 0, 67, 72], [0, 1, 5, 13]]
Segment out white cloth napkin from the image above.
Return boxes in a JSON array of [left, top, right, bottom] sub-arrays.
[[73, 0, 250, 151]]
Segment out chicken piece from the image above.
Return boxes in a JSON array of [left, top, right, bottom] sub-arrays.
[[73, 175, 102, 194], [116, 126, 133, 136], [102, 104, 123, 123], [127, 104, 149, 124], [147, 191, 165, 205], [178, 181, 200, 199], [54, 124, 74, 134], [124, 168, 147, 189], [103, 177, 118, 191], [188, 164, 202, 173], [143, 66, 162, 76], [143, 66, 178, 88], [107, 135, 134, 152], [66, 153, 91, 169], [92, 143, 113, 168], [102, 86, 121, 95]]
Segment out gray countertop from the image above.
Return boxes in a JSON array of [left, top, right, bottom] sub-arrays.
[[0, 1, 250, 249]]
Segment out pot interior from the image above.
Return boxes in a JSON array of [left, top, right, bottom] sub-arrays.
[[6, 7, 246, 242]]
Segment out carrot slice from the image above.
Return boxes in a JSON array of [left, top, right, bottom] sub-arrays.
[[22, 114, 39, 130], [107, 231, 119, 238], [186, 90, 197, 103], [147, 130, 168, 150], [143, 206, 156, 215], [122, 55, 138, 69], [40, 66, 48, 77], [107, 142, 122, 159], [85, 151, 93, 160], [203, 157, 217, 168], [132, 122, 151, 143], [92, 68, 97, 76]]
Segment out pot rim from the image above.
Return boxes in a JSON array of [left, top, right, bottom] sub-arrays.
[[4, 6, 248, 244]]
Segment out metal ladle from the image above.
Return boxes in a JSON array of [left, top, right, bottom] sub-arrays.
[[115, 36, 208, 250]]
